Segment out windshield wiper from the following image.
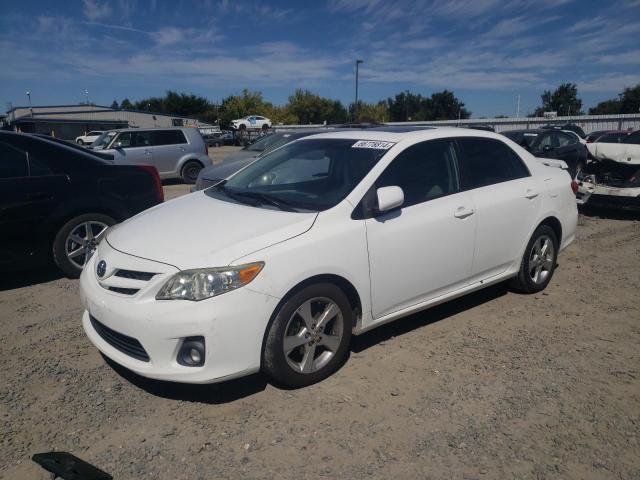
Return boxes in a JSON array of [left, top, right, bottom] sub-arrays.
[[215, 183, 296, 212], [232, 191, 297, 212]]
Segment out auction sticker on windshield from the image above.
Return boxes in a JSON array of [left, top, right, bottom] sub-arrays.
[[352, 140, 395, 150]]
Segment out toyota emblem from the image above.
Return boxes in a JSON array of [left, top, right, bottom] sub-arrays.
[[96, 260, 107, 278]]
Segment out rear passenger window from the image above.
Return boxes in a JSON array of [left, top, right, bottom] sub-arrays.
[[152, 130, 187, 146], [458, 137, 529, 189], [0, 141, 28, 178], [376, 139, 460, 208]]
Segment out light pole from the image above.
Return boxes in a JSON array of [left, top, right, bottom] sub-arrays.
[[26, 91, 33, 116], [84, 89, 89, 105], [516, 95, 521, 118], [354, 59, 363, 122]]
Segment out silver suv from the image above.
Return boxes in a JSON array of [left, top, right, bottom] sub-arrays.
[[91, 127, 211, 183]]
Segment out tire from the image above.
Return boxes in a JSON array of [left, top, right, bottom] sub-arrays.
[[263, 283, 353, 387], [239, 124, 247, 131], [53, 213, 115, 278], [509, 224, 558, 294], [77, 139, 84, 145], [181, 160, 202, 184], [261, 124, 269, 130]]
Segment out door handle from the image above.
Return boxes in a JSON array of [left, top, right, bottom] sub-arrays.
[[525, 189, 539, 199], [453, 206, 475, 219]]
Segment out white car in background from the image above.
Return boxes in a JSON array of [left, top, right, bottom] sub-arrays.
[[75, 131, 104, 145], [231, 115, 272, 130], [80, 128, 577, 388]]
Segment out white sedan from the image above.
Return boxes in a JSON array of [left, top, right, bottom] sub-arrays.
[[75, 130, 104, 145], [79, 128, 577, 387], [230, 115, 271, 130]]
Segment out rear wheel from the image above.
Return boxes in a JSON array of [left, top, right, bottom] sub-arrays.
[[181, 160, 202, 184], [509, 224, 558, 293], [239, 124, 247, 131], [53, 213, 115, 278], [77, 139, 84, 145], [263, 283, 352, 387], [262, 124, 269, 130]]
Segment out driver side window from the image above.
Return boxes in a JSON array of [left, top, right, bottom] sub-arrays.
[[376, 139, 460, 208], [114, 132, 132, 148]]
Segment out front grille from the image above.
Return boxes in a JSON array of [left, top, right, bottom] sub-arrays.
[[114, 269, 156, 281], [108, 286, 139, 295], [89, 315, 150, 362]]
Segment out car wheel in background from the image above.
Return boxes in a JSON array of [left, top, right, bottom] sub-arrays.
[[239, 124, 247, 131], [509, 224, 558, 294], [263, 283, 352, 387], [262, 124, 269, 130], [53, 213, 115, 278], [77, 139, 84, 145], [181, 160, 203, 184]]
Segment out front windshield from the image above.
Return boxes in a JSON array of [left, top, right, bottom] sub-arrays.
[[91, 131, 117, 149], [207, 138, 390, 211]]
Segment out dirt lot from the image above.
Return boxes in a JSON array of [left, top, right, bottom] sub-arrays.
[[1, 180, 639, 479]]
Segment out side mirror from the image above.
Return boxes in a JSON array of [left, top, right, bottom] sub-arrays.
[[114, 141, 123, 149], [543, 145, 554, 152], [376, 186, 404, 214]]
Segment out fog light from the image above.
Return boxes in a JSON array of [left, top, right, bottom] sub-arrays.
[[177, 336, 205, 367]]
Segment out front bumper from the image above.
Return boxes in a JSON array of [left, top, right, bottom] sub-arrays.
[[79, 242, 280, 384]]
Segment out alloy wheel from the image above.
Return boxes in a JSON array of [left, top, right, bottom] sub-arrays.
[[283, 297, 344, 374], [65, 221, 109, 270], [529, 234, 555, 285]]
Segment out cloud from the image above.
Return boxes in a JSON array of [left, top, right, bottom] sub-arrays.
[[82, 0, 112, 21]]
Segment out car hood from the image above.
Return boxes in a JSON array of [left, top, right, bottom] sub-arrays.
[[200, 151, 259, 180], [107, 192, 318, 270]]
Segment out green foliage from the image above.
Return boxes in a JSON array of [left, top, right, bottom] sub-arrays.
[[110, 100, 119, 109], [120, 98, 134, 109], [589, 84, 640, 115], [385, 90, 470, 121], [286, 89, 348, 124], [534, 83, 582, 116], [349, 100, 388, 123]]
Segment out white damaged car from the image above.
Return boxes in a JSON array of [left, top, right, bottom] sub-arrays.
[[80, 128, 577, 387], [576, 130, 640, 210]]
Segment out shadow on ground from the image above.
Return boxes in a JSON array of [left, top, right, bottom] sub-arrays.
[[104, 283, 509, 403], [0, 266, 65, 291], [579, 206, 640, 221]]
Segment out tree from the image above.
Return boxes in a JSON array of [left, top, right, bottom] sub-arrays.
[[534, 83, 582, 117], [110, 100, 119, 109], [386, 91, 425, 122], [120, 98, 133, 109], [218, 89, 276, 127], [349, 100, 388, 123], [424, 90, 470, 120], [285, 89, 348, 124], [590, 84, 640, 115]]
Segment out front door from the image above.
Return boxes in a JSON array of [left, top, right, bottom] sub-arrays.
[[109, 131, 153, 167], [365, 138, 477, 320]]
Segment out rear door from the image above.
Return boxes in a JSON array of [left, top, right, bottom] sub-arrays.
[[457, 137, 540, 279], [365, 138, 477, 319], [150, 130, 188, 176]]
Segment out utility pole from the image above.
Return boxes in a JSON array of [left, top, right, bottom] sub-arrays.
[[516, 95, 521, 118], [354, 59, 363, 122]]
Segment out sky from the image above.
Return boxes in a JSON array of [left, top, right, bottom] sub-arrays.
[[1, 0, 639, 118]]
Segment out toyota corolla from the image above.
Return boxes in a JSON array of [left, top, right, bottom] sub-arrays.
[[80, 128, 577, 387]]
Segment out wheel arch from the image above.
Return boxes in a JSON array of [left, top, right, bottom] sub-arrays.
[[537, 215, 562, 245], [259, 273, 363, 367]]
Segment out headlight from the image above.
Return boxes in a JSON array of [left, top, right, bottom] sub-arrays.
[[156, 262, 264, 301]]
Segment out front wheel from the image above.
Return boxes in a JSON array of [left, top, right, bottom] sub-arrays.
[[181, 160, 202, 184], [263, 283, 352, 387], [53, 213, 115, 278], [509, 224, 558, 293], [77, 139, 84, 145], [261, 124, 269, 130]]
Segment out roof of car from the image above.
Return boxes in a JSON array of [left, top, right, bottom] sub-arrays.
[[104, 127, 195, 133], [295, 126, 503, 143]]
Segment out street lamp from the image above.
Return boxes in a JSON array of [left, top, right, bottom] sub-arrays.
[[26, 91, 33, 116], [354, 59, 363, 122], [84, 89, 89, 105]]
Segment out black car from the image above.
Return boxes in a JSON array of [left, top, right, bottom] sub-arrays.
[[502, 129, 588, 176], [623, 129, 640, 144], [0, 132, 164, 277], [542, 123, 586, 138]]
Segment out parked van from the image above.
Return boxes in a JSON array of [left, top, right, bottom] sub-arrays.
[[91, 127, 211, 183]]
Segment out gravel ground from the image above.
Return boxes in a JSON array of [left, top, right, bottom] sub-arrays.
[[1, 178, 639, 479]]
